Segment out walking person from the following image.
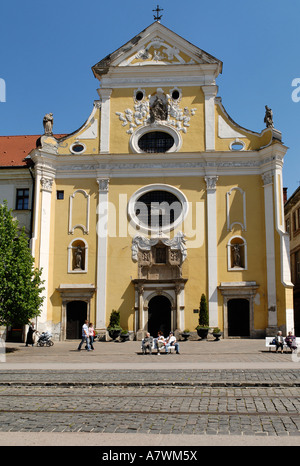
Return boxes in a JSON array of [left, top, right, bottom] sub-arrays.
[[88, 322, 95, 350], [77, 320, 91, 351], [25, 322, 36, 347]]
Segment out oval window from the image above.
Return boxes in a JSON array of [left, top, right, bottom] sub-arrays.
[[138, 131, 174, 153], [231, 142, 244, 151], [71, 143, 85, 154], [135, 190, 183, 229]]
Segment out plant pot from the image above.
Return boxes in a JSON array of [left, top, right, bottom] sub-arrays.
[[120, 333, 129, 342], [213, 332, 222, 341], [108, 329, 121, 340], [180, 332, 190, 341], [196, 328, 209, 340]]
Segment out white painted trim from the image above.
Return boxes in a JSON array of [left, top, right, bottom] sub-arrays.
[[262, 173, 277, 327], [202, 85, 218, 151], [226, 187, 246, 231], [97, 88, 112, 153], [96, 178, 110, 329], [205, 175, 218, 327], [68, 189, 90, 235], [38, 177, 53, 324]]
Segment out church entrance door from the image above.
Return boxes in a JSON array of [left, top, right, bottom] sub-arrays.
[[148, 295, 171, 337], [228, 298, 250, 337], [66, 301, 87, 339]]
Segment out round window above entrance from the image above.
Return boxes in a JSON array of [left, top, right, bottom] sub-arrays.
[[129, 125, 182, 154], [128, 184, 188, 234], [138, 131, 174, 153]]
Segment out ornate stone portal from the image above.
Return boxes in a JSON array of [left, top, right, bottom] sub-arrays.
[[131, 232, 187, 339]]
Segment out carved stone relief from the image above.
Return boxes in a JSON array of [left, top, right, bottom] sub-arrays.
[[116, 88, 196, 135], [132, 232, 186, 280]]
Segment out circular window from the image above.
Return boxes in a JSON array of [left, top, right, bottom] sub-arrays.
[[230, 140, 245, 151], [135, 91, 144, 101], [70, 142, 86, 154], [138, 131, 174, 153], [172, 90, 180, 100], [128, 184, 188, 233]]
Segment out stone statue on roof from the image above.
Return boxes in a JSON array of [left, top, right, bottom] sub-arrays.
[[264, 105, 274, 128], [43, 113, 53, 135]]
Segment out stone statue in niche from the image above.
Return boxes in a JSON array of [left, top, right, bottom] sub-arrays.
[[150, 95, 168, 122], [232, 244, 242, 267], [74, 246, 84, 270]]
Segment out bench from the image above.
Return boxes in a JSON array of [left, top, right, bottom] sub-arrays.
[[141, 341, 176, 354], [265, 337, 300, 352]]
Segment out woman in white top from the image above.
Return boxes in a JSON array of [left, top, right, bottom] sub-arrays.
[[88, 322, 95, 350]]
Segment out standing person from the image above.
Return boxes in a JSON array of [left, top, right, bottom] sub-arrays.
[[165, 332, 180, 354], [275, 331, 284, 353], [88, 322, 95, 351], [77, 320, 91, 351], [25, 322, 35, 347]]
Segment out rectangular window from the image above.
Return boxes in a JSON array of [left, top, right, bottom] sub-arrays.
[[16, 188, 29, 210], [56, 190, 64, 200]]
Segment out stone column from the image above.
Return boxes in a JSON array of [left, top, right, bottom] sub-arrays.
[[96, 178, 110, 337], [205, 175, 219, 327], [262, 171, 278, 335], [38, 176, 54, 329], [136, 284, 144, 341], [97, 88, 112, 154]]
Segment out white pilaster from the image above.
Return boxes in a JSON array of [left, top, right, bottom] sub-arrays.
[[205, 175, 219, 327], [202, 85, 218, 151], [262, 171, 278, 330], [97, 88, 112, 154], [38, 177, 54, 325], [96, 178, 110, 330]]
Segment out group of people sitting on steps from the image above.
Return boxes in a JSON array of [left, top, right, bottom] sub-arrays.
[[141, 330, 180, 355]]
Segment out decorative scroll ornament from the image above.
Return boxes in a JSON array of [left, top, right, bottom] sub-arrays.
[[131, 231, 187, 263], [116, 89, 196, 135]]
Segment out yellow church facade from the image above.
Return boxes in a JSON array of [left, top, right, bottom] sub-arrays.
[[28, 22, 294, 340]]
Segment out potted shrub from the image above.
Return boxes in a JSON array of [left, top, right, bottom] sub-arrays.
[[212, 327, 222, 341], [107, 309, 122, 340], [180, 329, 190, 341], [120, 329, 130, 342], [196, 294, 209, 339]]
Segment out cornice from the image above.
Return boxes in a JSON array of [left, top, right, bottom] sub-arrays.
[[29, 148, 287, 179]]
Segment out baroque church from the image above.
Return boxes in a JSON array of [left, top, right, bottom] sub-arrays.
[[0, 21, 294, 340]]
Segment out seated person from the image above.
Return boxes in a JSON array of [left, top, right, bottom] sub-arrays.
[[165, 332, 180, 354], [154, 331, 166, 354], [142, 332, 153, 354], [285, 331, 297, 352], [275, 331, 284, 353]]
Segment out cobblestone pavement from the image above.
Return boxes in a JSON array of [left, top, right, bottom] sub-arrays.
[[0, 369, 300, 436]]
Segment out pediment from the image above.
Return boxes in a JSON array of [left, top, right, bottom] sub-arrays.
[[92, 22, 222, 78]]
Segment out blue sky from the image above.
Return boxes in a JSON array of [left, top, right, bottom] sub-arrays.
[[0, 0, 299, 196]]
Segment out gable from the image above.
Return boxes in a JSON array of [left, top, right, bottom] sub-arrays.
[[92, 22, 222, 78]]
